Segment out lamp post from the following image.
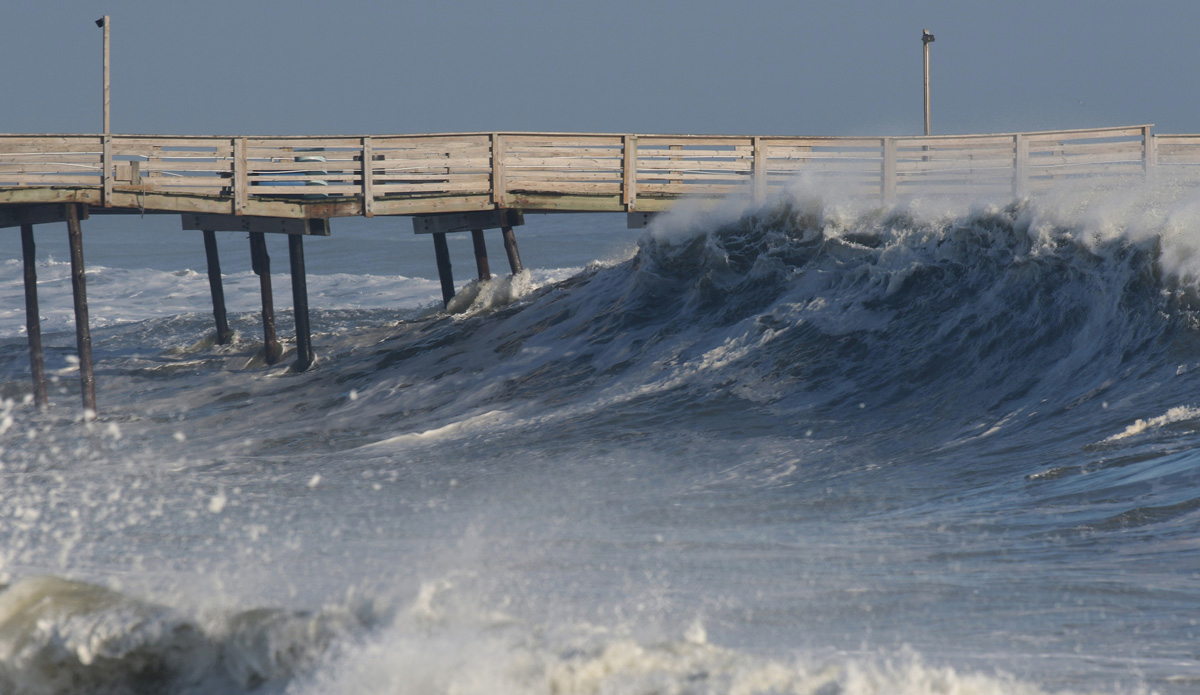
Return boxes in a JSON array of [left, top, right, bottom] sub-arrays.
[[96, 16, 109, 136], [922, 29, 935, 136]]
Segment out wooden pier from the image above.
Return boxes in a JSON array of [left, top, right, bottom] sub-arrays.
[[5, 124, 1200, 414]]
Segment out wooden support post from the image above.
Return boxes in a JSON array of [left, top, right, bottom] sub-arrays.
[[501, 226, 523, 274], [21, 224, 48, 408], [432, 232, 455, 308], [234, 138, 248, 215], [202, 230, 232, 345], [622, 134, 638, 211], [752, 137, 767, 204], [1143, 125, 1157, 177], [66, 204, 96, 415], [361, 136, 375, 217], [1013, 133, 1029, 198], [882, 138, 897, 204], [249, 232, 282, 365], [288, 234, 313, 372], [470, 229, 491, 281], [490, 134, 507, 208]]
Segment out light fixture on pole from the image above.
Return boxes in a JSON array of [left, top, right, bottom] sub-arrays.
[[96, 16, 109, 136], [922, 29, 935, 136]]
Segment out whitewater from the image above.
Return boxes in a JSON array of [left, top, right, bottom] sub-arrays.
[[1, 179, 1200, 694]]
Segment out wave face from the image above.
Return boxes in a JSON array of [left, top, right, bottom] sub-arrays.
[[2, 191, 1200, 694]]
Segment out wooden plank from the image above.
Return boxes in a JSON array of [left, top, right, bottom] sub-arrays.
[[508, 181, 621, 195], [508, 172, 623, 183], [374, 174, 492, 184], [245, 137, 363, 148], [501, 157, 623, 169], [0, 204, 73, 229], [373, 148, 492, 160], [634, 149, 754, 160], [0, 164, 105, 175], [898, 136, 1021, 149], [635, 159, 754, 172], [1028, 139, 1143, 155], [1026, 151, 1144, 167], [636, 137, 754, 147], [0, 154, 104, 164], [2, 174, 103, 183], [503, 147, 624, 159], [412, 209, 523, 234], [502, 136, 624, 148], [1026, 129, 1145, 144], [182, 214, 330, 235], [371, 181, 493, 194], [895, 160, 1018, 174], [636, 183, 749, 195], [372, 194, 494, 216], [895, 145, 1017, 158], [504, 193, 626, 212]]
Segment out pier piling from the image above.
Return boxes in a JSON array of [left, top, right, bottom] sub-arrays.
[[470, 229, 491, 281], [249, 232, 282, 365], [288, 234, 313, 372], [432, 232, 455, 308], [501, 225, 523, 274], [20, 224, 47, 408], [202, 230, 232, 345], [66, 204, 96, 415]]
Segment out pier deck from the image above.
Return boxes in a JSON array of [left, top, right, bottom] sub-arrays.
[[2, 125, 1195, 220], [6, 124, 1200, 415]]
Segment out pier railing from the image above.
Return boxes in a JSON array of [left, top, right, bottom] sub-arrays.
[[1, 125, 1196, 217]]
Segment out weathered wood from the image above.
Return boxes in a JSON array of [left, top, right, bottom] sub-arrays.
[[288, 234, 313, 372], [361, 136, 374, 217], [412, 209, 523, 235], [249, 232, 282, 365], [882, 138, 896, 202], [66, 204, 96, 414], [471, 229, 491, 281], [182, 214, 330, 236], [508, 181, 622, 195], [751, 137, 766, 203], [623, 134, 638, 210], [507, 172, 622, 183], [202, 230, 232, 345], [0, 126, 1183, 220], [0, 204, 73, 228], [234, 138, 247, 214], [501, 226, 523, 274], [491, 134, 507, 207], [21, 224, 47, 408], [102, 136, 112, 207], [432, 232, 455, 307]]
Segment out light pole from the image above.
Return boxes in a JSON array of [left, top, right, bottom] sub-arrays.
[[96, 16, 109, 136], [922, 29, 934, 136]]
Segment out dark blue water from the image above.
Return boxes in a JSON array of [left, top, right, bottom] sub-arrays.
[[0, 190, 1198, 694]]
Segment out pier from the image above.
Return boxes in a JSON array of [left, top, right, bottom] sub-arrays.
[[5, 124, 1200, 413]]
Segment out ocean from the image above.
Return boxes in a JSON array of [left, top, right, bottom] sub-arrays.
[[0, 180, 1198, 694]]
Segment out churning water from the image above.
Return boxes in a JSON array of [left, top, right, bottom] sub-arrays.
[[2, 181, 1200, 694]]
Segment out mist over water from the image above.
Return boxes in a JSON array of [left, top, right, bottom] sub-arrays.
[[2, 182, 1200, 694]]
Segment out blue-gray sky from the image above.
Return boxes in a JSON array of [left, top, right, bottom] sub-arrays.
[[3, 1, 1196, 137]]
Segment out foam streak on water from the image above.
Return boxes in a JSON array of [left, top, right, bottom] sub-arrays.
[[1, 190, 1199, 694]]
